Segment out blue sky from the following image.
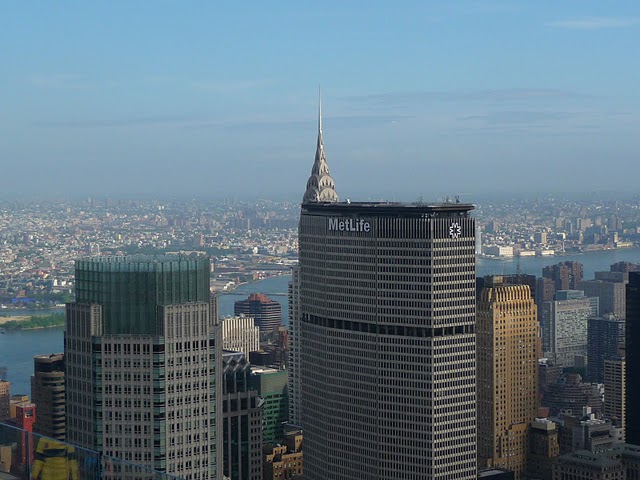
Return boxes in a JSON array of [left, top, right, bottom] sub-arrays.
[[2, 1, 639, 200]]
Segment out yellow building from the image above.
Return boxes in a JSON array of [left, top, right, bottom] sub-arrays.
[[477, 277, 539, 479]]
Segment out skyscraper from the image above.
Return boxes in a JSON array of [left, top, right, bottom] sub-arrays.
[[542, 261, 583, 291], [65, 254, 222, 479], [234, 294, 282, 337], [292, 98, 477, 479], [221, 351, 262, 480], [31, 353, 65, 440], [626, 272, 640, 445], [586, 315, 624, 384], [477, 278, 539, 479], [604, 357, 626, 434]]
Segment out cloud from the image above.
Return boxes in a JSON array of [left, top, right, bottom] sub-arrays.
[[27, 74, 89, 89], [547, 16, 640, 30]]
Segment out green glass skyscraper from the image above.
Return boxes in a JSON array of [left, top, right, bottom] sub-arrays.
[[65, 255, 222, 479]]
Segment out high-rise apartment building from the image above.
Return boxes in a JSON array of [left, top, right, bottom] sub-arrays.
[[586, 315, 625, 383], [0, 380, 9, 421], [31, 353, 65, 440], [540, 290, 598, 367], [626, 271, 640, 445], [477, 278, 539, 479], [604, 357, 626, 433], [234, 294, 282, 337], [222, 315, 260, 356], [292, 100, 477, 479], [287, 266, 301, 427], [543, 261, 583, 291], [65, 255, 222, 479], [578, 279, 627, 319], [221, 351, 262, 480]]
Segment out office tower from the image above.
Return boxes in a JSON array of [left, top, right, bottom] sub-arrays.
[[294, 100, 477, 479], [571, 416, 623, 452], [611, 261, 638, 273], [287, 266, 301, 427], [222, 316, 260, 356], [626, 272, 640, 445], [263, 429, 303, 480], [543, 261, 583, 291], [552, 443, 640, 479], [65, 255, 222, 479], [604, 358, 626, 433], [477, 278, 539, 479], [234, 294, 282, 337], [251, 367, 288, 445], [540, 291, 598, 367], [221, 351, 262, 480], [0, 381, 9, 421], [579, 279, 627, 319], [586, 315, 625, 383], [31, 353, 65, 440], [527, 419, 559, 480]]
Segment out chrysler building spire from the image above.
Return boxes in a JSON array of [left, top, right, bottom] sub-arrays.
[[303, 90, 339, 203]]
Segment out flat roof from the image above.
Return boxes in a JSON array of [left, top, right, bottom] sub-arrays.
[[302, 201, 474, 216]]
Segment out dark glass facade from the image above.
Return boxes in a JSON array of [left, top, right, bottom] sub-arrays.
[[626, 272, 640, 445], [75, 255, 210, 334]]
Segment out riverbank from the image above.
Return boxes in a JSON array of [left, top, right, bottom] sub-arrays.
[[0, 313, 65, 331]]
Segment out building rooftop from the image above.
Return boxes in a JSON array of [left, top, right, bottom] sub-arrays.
[[302, 201, 474, 216]]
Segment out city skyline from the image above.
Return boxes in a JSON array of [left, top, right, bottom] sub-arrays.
[[2, 1, 640, 198]]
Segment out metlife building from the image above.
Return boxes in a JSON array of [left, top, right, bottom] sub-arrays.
[[298, 201, 477, 480], [293, 98, 477, 479]]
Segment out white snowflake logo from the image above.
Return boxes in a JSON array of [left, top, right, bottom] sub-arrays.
[[449, 222, 462, 239]]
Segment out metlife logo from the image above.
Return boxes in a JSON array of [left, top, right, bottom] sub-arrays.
[[327, 217, 371, 233]]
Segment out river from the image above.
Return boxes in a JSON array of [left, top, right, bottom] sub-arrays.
[[1, 248, 639, 396]]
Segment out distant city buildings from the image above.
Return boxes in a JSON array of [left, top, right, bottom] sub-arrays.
[[543, 261, 584, 291]]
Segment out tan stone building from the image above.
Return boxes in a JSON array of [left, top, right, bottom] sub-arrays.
[[604, 358, 626, 434], [263, 430, 303, 480], [477, 277, 539, 479]]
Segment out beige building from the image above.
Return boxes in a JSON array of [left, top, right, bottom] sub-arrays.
[[604, 358, 626, 434], [263, 429, 303, 480], [477, 278, 539, 479], [222, 315, 260, 356]]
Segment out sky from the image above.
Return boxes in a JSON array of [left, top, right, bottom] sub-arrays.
[[2, 1, 640, 201]]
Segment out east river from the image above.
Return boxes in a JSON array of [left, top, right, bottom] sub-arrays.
[[1, 248, 639, 395]]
